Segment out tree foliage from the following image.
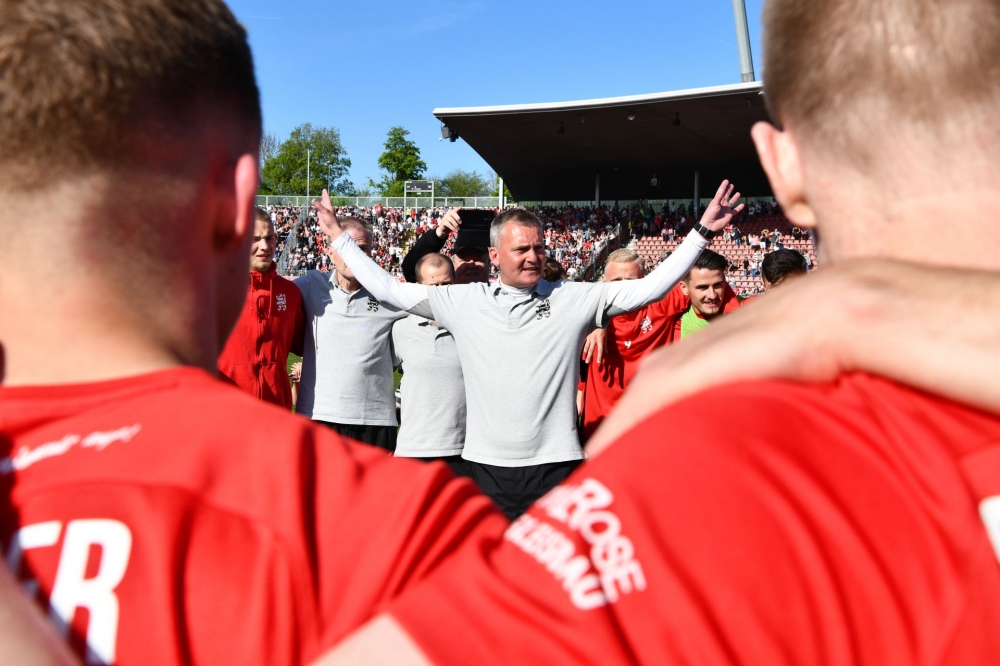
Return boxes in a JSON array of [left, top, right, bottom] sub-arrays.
[[434, 169, 495, 197], [260, 130, 279, 163], [370, 126, 426, 196], [260, 123, 354, 196]]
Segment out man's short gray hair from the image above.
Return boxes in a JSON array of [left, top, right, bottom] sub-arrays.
[[490, 208, 544, 248]]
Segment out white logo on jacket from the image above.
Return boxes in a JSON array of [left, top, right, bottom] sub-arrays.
[[276, 293, 287, 312]]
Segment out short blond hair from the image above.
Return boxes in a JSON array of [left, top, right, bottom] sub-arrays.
[[606, 248, 641, 265], [762, 0, 1000, 162]]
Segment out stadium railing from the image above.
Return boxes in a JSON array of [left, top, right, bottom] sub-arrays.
[[255, 195, 506, 208]]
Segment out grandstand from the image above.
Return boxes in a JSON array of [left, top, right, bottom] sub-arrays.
[[635, 208, 816, 295]]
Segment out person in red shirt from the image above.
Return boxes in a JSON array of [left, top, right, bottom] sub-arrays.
[[0, 2, 504, 664], [581, 249, 739, 439], [217, 207, 305, 408], [315, 0, 1000, 661]]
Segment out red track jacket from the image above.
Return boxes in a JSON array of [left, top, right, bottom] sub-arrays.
[[218, 264, 304, 408]]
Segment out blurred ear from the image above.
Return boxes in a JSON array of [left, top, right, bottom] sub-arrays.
[[751, 122, 817, 229], [213, 153, 259, 252], [679, 280, 690, 297], [488, 247, 500, 268]]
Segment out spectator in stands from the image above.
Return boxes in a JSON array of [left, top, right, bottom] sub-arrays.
[[294, 218, 409, 451], [314, 182, 742, 518], [217, 207, 304, 409], [391, 253, 466, 462], [0, 1, 505, 664], [761, 248, 808, 291]]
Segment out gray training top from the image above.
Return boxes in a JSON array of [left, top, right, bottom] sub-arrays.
[[293, 269, 407, 426], [330, 230, 709, 466], [392, 314, 466, 458]]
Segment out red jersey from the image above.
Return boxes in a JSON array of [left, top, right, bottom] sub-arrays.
[[582, 285, 739, 439], [388, 374, 1000, 664], [217, 264, 304, 409], [0, 368, 505, 665]]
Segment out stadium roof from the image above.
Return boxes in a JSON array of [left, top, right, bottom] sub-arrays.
[[433, 81, 773, 202]]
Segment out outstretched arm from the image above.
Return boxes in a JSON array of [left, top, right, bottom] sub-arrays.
[[603, 181, 744, 318], [314, 191, 433, 316]]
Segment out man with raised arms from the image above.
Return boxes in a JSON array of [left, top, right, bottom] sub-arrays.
[[312, 183, 743, 518], [0, 1, 503, 663], [319, 0, 1000, 662]]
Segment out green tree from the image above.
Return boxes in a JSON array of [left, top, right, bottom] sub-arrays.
[[436, 169, 494, 197], [370, 126, 427, 196], [260, 123, 353, 196]]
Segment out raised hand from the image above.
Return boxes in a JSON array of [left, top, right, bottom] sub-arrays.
[[436, 208, 462, 238], [312, 189, 344, 241], [700, 180, 745, 232]]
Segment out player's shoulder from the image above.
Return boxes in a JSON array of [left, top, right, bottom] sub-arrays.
[[618, 373, 1000, 467], [273, 272, 302, 296], [292, 269, 328, 291], [3, 368, 351, 492]]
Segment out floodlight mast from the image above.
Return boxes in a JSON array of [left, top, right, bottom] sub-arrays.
[[731, 0, 756, 83]]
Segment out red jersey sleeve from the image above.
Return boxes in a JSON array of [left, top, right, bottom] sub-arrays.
[[309, 438, 507, 652], [650, 283, 689, 319], [387, 376, 1000, 664]]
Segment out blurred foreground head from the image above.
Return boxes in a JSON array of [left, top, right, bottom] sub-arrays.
[[753, 0, 1000, 271], [0, 0, 262, 359]]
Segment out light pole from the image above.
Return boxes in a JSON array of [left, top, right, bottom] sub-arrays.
[[306, 149, 311, 200]]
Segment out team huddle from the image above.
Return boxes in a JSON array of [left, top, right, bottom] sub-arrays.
[[3, 0, 1000, 664]]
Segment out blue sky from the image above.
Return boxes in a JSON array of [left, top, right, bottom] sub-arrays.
[[229, 0, 765, 190]]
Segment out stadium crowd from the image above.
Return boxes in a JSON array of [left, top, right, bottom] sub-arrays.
[[3, 0, 1000, 664], [274, 202, 638, 280]]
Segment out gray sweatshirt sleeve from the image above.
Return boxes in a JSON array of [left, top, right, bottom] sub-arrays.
[[329, 233, 434, 318], [602, 231, 710, 318]]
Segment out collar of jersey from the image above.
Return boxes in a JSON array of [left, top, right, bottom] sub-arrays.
[[493, 279, 554, 299]]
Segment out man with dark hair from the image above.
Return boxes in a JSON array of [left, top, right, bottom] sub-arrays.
[[313, 182, 743, 518], [217, 207, 304, 408], [761, 247, 808, 291], [0, 2, 503, 663], [580, 249, 739, 438], [319, 0, 1000, 660], [675, 249, 739, 338]]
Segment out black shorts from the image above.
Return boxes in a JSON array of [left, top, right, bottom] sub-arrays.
[[451, 459, 582, 520], [317, 422, 397, 454]]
